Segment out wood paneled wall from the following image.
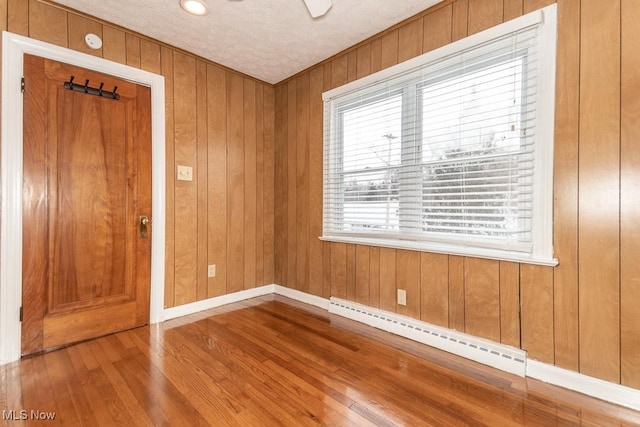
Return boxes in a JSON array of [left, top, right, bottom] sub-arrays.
[[1, 0, 275, 308], [2, 0, 639, 394], [274, 0, 640, 390]]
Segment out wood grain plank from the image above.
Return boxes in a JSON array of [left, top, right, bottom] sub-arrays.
[[398, 18, 423, 62], [369, 247, 380, 308], [499, 262, 520, 348], [308, 67, 324, 296], [263, 86, 276, 284], [19, 358, 58, 424], [503, 0, 524, 20], [396, 250, 421, 319], [355, 245, 370, 306], [85, 340, 156, 425], [207, 65, 228, 297], [356, 44, 371, 79], [226, 72, 245, 293], [379, 248, 397, 313], [423, 4, 453, 53], [322, 242, 332, 299], [347, 50, 357, 83], [420, 253, 449, 327], [172, 52, 198, 306], [331, 54, 348, 89], [380, 29, 399, 70], [296, 74, 310, 293], [28, 0, 66, 47], [346, 244, 356, 301], [255, 84, 265, 286], [274, 86, 286, 285], [448, 256, 465, 330], [330, 243, 347, 299], [196, 60, 208, 301], [468, 0, 503, 35], [140, 39, 161, 74], [102, 26, 126, 64], [464, 258, 500, 342], [620, 0, 640, 389], [125, 33, 141, 68], [323, 62, 332, 92], [0, 0, 7, 31], [244, 78, 257, 290], [521, 265, 554, 364], [113, 339, 210, 425], [523, 0, 555, 13], [134, 82, 153, 327], [451, 0, 469, 41], [286, 81, 297, 288], [22, 54, 48, 353], [161, 46, 176, 308], [43, 351, 87, 425], [553, 0, 580, 372], [370, 38, 382, 74], [8, 0, 28, 36], [67, 13, 102, 56], [578, 0, 621, 383], [68, 348, 129, 426]]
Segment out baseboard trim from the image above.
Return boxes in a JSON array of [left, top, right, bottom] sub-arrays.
[[272, 285, 330, 310], [526, 360, 640, 412], [163, 285, 275, 320], [163, 286, 640, 412], [329, 297, 527, 377]]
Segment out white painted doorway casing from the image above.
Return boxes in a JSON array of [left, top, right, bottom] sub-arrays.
[[0, 32, 166, 364]]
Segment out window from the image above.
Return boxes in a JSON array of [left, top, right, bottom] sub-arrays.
[[323, 5, 557, 265]]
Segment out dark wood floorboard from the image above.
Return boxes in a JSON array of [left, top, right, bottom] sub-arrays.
[[1, 295, 640, 426]]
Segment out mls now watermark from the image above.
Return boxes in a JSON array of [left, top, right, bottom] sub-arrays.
[[3, 409, 56, 421]]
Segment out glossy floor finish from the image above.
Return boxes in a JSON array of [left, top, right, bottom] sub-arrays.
[[1, 296, 639, 426]]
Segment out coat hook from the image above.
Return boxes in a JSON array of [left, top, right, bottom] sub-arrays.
[[62, 75, 119, 101], [64, 75, 75, 90]]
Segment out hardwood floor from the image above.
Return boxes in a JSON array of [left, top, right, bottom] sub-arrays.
[[1, 295, 639, 426]]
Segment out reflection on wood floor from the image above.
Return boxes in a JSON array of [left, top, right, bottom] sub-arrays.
[[1, 295, 639, 426]]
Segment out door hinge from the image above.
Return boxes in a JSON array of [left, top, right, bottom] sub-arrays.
[[19, 306, 23, 322], [21, 77, 25, 93]]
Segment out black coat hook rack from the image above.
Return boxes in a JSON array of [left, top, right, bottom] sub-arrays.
[[63, 76, 120, 100]]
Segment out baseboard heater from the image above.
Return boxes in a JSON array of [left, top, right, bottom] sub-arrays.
[[328, 297, 527, 377]]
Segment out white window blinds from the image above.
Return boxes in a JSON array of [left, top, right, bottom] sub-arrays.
[[323, 5, 557, 265]]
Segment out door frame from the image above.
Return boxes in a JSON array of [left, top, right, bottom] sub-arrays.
[[0, 32, 166, 364]]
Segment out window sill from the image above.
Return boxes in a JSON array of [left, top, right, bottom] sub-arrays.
[[319, 235, 559, 267]]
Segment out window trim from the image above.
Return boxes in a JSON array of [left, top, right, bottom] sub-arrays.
[[322, 4, 558, 267]]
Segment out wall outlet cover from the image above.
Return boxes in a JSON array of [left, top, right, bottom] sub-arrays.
[[207, 264, 216, 278], [177, 165, 193, 181]]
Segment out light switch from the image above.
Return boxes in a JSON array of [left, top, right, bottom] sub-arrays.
[[177, 165, 193, 181]]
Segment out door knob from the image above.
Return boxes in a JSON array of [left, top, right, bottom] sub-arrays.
[[139, 215, 150, 238]]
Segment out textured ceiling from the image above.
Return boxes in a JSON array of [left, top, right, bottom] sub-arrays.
[[52, 0, 443, 84]]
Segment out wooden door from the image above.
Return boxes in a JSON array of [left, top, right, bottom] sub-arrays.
[[21, 54, 152, 355]]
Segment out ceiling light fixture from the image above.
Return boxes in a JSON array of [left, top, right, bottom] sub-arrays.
[[303, 0, 332, 18], [180, 0, 208, 16]]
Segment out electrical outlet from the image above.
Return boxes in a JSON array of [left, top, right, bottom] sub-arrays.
[[397, 289, 407, 306], [207, 264, 216, 278]]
